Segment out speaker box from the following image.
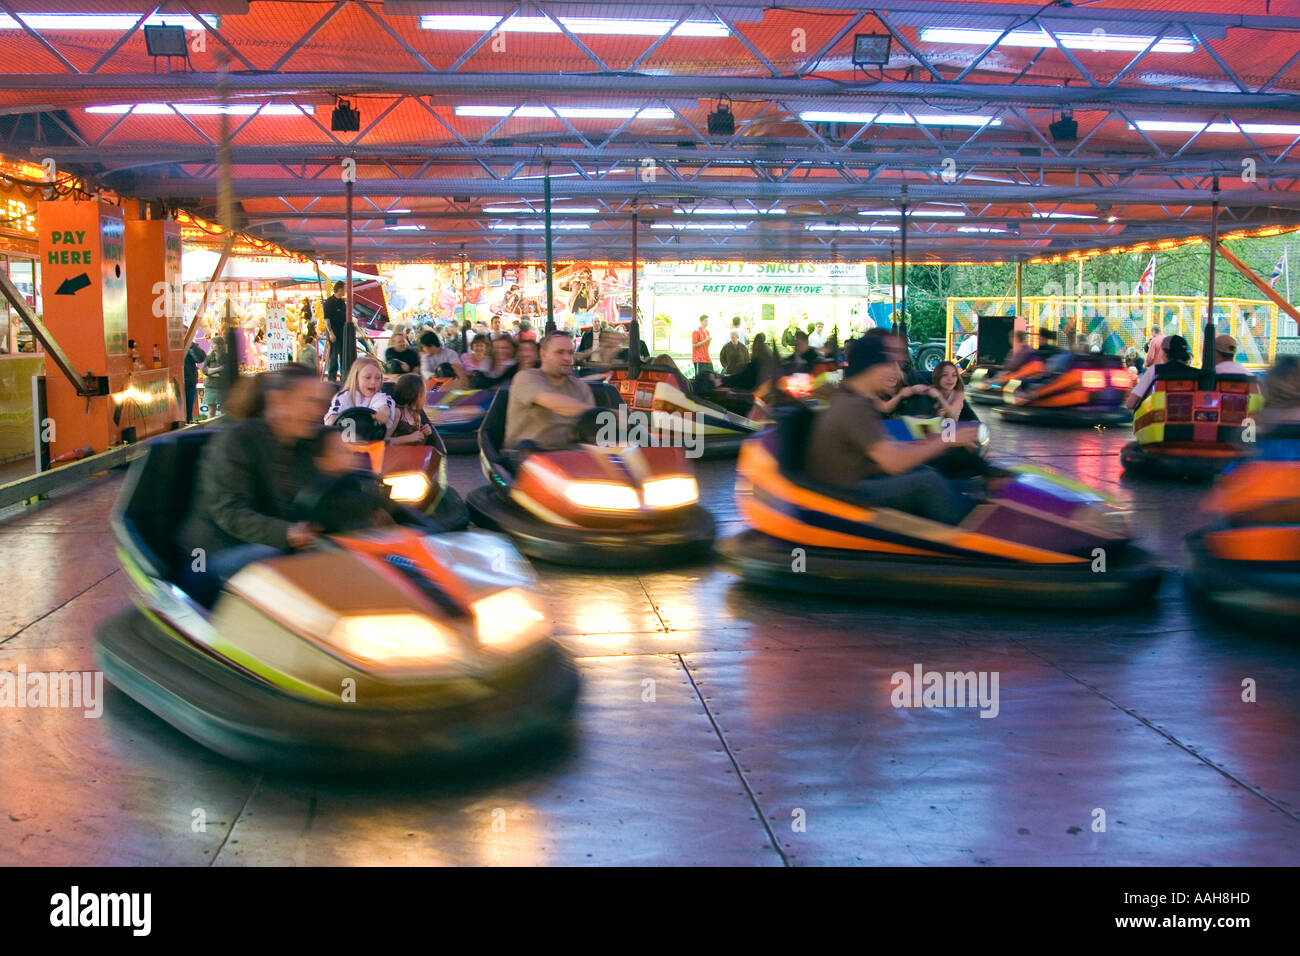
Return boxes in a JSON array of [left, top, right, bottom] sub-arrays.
[[976, 314, 1017, 366]]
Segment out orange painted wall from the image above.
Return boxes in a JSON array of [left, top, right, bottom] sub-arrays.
[[39, 200, 126, 457]]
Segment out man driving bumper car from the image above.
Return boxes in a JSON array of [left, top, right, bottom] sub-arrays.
[[805, 336, 982, 524], [719, 338, 1161, 606], [468, 331, 716, 567]]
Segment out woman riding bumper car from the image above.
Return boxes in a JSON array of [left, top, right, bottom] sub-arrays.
[[95, 365, 577, 771]]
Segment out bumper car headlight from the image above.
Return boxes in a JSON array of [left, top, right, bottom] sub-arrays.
[[383, 471, 431, 503], [472, 587, 549, 654], [564, 481, 640, 511], [642, 476, 699, 509], [326, 614, 463, 669]]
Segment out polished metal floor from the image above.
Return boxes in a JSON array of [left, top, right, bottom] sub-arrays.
[[1, 417, 1297, 865]]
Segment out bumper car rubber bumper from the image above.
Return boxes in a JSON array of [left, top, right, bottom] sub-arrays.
[[1185, 535, 1300, 632], [718, 528, 1162, 608], [94, 605, 580, 773], [693, 432, 751, 460], [429, 486, 470, 530], [996, 404, 1130, 426], [436, 429, 483, 455], [467, 486, 715, 568], [1120, 441, 1242, 481]]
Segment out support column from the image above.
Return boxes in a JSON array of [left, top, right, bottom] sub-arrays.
[[344, 176, 356, 371], [898, 188, 908, 344], [544, 161, 555, 335], [1204, 176, 1220, 371]]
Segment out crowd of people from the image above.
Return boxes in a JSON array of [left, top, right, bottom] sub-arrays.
[[178, 292, 1300, 608]]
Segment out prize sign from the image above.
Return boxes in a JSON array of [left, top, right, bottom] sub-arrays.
[[265, 303, 292, 369]]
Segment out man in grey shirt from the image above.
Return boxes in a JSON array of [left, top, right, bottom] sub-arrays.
[[505, 331, 595, 451], [805, 336, 980, 523]]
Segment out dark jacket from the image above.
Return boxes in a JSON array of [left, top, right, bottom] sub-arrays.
[[720, 341, 749, 376], [181, 418, 321, 555], [385, 346, 420, 374], [183, 342, 205, 388]]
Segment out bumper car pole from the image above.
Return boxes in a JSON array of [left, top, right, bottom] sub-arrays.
[[1202, 176, 1219, 380], [544, 162, 555, 336], [630, 208, 641, 380]]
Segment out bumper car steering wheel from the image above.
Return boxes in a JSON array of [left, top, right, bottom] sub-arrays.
[[292, 470, 391, 534]]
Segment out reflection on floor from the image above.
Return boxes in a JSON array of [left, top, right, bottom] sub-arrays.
[[0, 416, 1296, 865]]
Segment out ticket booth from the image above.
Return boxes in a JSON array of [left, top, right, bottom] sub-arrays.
[[38, 200, 180, 459]]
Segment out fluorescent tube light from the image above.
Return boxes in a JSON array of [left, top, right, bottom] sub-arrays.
[[860, 208, 966, 218], [85, 103, 313, 115], [456, 105, 674, 120], [807, 224, 899, 233], [420, 15, 727, 38], [1131, 120, 1300, 135], [0, 13, 217, 30], [484, 205, 601, 213], [800, 110, 1001, 127], [651, 223, 749, 231], [488, 223, 591, 231], [919, 27, 1193, 54]]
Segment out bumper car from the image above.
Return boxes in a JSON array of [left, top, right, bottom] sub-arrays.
[[334, 407, 469, 529], [967, 361, 1036, 406], [718, 405, 1161, 607], [424, 380, 495, 454], [995, 353, 1134, 426], [598, 323, 762, 459], [466, 386, 716, 568], [95, 430, 578, 772], [603, 361, 762, 459], [1185, 431, 1300, 630], [1121, 366, 1262, 480]]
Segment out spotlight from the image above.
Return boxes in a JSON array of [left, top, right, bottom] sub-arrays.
[[707, 97, 735, 136], [1049, 108, 1078, 143], [331, 98, 360, 132], [852, 33, 892, 67], [144, 24, 188, 57]]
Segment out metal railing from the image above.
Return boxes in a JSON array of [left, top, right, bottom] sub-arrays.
[[946, 295, 1292, 366]]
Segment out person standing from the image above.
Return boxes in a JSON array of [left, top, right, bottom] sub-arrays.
[[183, 340, 205, 422], [1144, 324, 1167, 369], [691, 315, 713, 379], [809, 322, 828, 352], [199, 336, 228, 416], [296, 331, 318, 371], [720, 328, 749, 376], [323, 281, 347, 383], [781, 318, 799, 350], [730, 315, 748, 346]]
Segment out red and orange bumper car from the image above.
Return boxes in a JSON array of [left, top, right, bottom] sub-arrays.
[[466, 388, 715, 567]]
